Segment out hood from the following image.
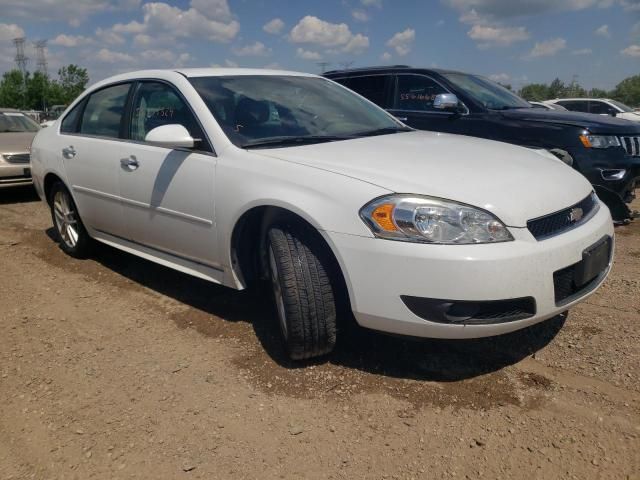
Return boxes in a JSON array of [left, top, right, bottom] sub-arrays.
[[254, 131, 593, 227], [500, 108, 640, 135], [0, 132, 37, 154], [616, 111, 640, 122]]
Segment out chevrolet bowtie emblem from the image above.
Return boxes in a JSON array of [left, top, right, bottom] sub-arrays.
[[569, 207, 584, 223]]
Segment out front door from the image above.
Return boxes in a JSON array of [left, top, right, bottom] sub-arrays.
[[60, 82, 132, 238], [117, 81, 219, 267]]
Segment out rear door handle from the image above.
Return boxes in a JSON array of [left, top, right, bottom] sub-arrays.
[[62, 146, 76, 159], [120, 156, 139, 170]]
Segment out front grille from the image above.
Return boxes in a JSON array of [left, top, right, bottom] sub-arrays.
[[620, 136, 640, 156], [527, 193, 598, 240], [4, 153, 30, 164]]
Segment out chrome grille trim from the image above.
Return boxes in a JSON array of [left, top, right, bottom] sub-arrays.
[[4, 153, 30, 164], [620, 136, 640, 156]]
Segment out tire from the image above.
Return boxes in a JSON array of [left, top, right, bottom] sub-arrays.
[[49, 181, 92, 258], [267, 224, 337, 360]]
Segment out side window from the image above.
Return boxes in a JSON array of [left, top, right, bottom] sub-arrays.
[[130, 82, 206, 148], [60, 101, 84, 134], [342, 75, 391, 108], [79, 83, 130, 138], [557, 100, 588, 113], [393, 75, 448, 112], [589, 101, 613, 115]]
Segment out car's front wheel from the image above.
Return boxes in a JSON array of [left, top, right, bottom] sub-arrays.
[[266, 224, 337, 360], [49, 181, 92, 258]]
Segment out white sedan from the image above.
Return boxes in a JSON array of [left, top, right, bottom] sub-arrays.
[[30, 68, 614, 360]]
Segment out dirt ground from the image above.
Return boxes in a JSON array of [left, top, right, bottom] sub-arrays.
[[0, 186, 638, 480]]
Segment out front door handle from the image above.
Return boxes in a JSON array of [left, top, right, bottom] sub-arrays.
[[62, 146, 76, 159], [120, 156, 139, 170]]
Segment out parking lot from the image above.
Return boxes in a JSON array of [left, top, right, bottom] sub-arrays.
[[0, 186, 638, 479]]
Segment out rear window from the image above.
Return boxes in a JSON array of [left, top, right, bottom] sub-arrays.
[[0, 112, 40, 133], [79, 83, 131, 138]]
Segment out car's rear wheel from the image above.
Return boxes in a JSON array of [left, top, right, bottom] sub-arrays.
[[266, 224, 337, 360], [49, 182, 91, 258]]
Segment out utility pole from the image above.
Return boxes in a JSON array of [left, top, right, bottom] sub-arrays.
[[316, 62, 331, 73], [13, 37, 29, 109], [34, 40, 48, 112]]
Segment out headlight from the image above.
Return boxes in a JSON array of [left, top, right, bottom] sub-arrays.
[[579, 135, 620, 149], [360, 195, 514, 244]]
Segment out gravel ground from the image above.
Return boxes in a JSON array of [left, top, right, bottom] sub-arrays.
[[0, 187, 638, 480]]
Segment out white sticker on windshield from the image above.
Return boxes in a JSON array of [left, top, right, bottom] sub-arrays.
[[2, 112, 25, 117]]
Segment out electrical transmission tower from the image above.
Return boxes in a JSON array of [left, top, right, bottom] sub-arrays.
[[13, 37, 29, 76], [13, 37, 29, 109], [34, 40, 48, 77]]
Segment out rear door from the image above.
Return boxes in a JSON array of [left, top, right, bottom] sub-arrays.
[[556, 100, 589, 113], [336, 75, 393, 109], [117, 80, 219, 267], [59, 82, 132, 238]]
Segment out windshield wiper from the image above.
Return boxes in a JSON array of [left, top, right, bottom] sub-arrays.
[[241, 135, 352, 149], [352, 126, 413, 137]]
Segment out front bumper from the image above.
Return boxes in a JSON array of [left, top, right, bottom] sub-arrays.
[[572, 147, 640, 202], [325, 202, 614, 339], [0, 163, 32, 188]]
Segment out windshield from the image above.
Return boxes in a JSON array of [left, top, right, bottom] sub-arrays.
[[189, 75, 406, 148], [443, 73, 531, 110], [608, 100, 634, 113], [0, 112, 40, 133]]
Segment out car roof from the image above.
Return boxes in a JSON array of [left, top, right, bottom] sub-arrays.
[[0, 108, 21, 113], [547, 98, 613, 102], [323, 65, 470, 76]]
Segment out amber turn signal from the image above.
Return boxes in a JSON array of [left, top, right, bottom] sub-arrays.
[[371, 203, 397, 231]]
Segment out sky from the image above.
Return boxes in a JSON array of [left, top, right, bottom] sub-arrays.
[[0, 0, 639, 90]]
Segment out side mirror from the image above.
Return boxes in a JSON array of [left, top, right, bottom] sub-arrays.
[[144, 124, 195, 149], [608, 109, 617, 117], [433, 93, 460, 111]]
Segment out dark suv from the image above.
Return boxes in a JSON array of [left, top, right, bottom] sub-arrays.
[[324, 66, 640, 221]]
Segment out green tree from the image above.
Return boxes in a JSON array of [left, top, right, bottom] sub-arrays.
[[26, 71, 49, 110], [519, 83, 549, 101], [548, 78, 566, 98], [611, 75, 640, 107], [588, 88, 609, 98], [58, 64, 89, 104], [0, 69, 28, 109]]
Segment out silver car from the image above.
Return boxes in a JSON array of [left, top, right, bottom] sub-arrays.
[[0, 108, 40, 188]]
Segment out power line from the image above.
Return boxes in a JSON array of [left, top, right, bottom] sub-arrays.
[[13, 37, 29, 109]]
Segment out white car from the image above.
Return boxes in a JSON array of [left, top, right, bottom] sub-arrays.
[[528, 101, 567, 111], [545, 98, 640, 122], [30, 69, 614, 360]]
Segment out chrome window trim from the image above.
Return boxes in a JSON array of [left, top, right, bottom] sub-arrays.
[[58, 77, 217, 157]]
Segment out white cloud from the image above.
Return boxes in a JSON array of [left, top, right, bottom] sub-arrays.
[[0, 0, 141, 27], [289, 16, 369, 53], [112, 20, 146, 34], [224, 59, 239, 67], [380, 51, 392, 61], [621, 0, 640, 11], [189, 0, 233, 21], [352, 10, 370, 22], [95, 27, 126, 45], [232, 41, 271, 57], [0, 23, 24, 41], [386, 28, 415, 56], [526, 37, 567, 57], [489, 73, 510, 83], [468, 24, 529, 47], [296, 48, 322, 60], [621, 44, 640, 56], [444, 0, 612, 22], [263, 18, 285, 34], [95, 48, 135, 63], [595, 24, 610, 37], [50, 34, 93, 47], [572, 48, 593, 54], [361, 0, 382, 7]]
